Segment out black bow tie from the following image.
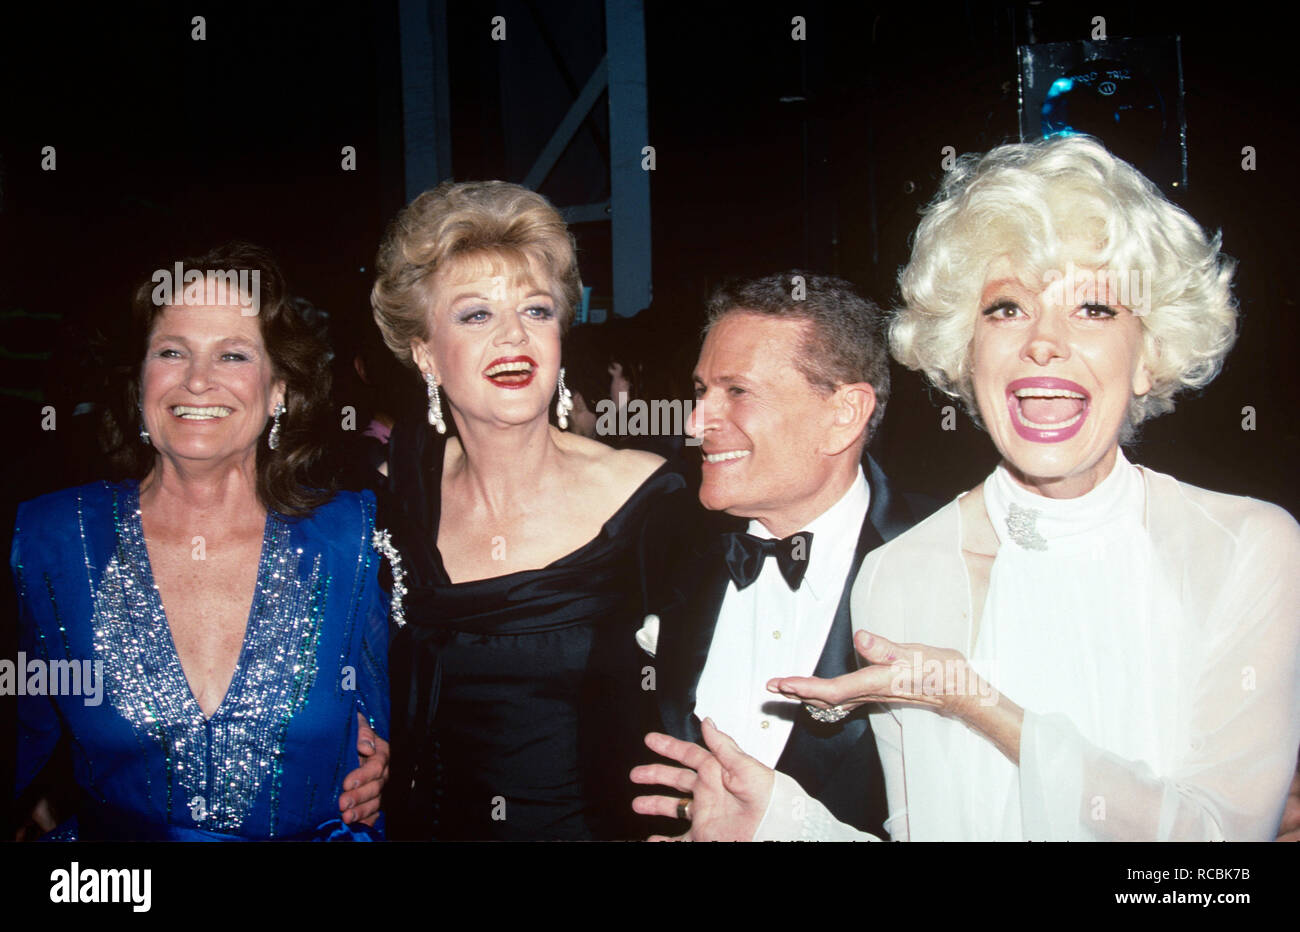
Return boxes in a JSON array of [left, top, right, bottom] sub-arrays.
[[723, 531, 814, 592]]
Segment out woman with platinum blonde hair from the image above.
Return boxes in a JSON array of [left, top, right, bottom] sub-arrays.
[[371, 181, 688, 839], [636, 135, 1300, 841]]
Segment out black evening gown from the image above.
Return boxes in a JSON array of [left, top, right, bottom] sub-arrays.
[[379, 418, 689, 840]]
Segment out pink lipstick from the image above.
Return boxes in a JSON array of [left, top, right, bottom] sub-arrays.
[[1006, 377, 1089, 443]]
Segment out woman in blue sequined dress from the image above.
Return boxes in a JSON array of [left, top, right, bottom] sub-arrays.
[[11, 243, 390, 841]]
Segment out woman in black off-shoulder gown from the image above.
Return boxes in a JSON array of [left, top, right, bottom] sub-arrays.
[[379, 423, 687, 840], [368, 180, 691, 839]]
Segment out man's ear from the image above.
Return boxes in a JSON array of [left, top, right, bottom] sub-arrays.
[[823, 382, 876, 456]]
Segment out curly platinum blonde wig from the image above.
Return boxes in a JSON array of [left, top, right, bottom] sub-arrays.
[[892, 135, 1237, 432], [371, 180, 582, 366]]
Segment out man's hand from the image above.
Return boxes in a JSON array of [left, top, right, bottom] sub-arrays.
[[630, 718, 774, 841], [339, 713, 389, 826]]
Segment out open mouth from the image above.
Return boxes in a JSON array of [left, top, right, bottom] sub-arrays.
[[1006, 378, 1089, 442], [483, 356, 537, 388], [702, 449, 751, 465], [171, 405, 232, 421]]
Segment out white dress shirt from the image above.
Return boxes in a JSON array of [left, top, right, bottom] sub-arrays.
[[694, 468, 869, 768]]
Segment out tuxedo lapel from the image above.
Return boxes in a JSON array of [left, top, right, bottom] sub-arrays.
[[773, 467, 893, 835], [662, 463, 902, 746], [775, 509, 882, 724], [656, 461, 914, 835], [817, 514, 885, 676], [655, 518, 738, 745], [865, 454, 915, 544]]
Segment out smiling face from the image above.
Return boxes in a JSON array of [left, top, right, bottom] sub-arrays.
[[688, 312, 858, 535], [970, 252, 1152, 498], [141, 296, 284, 468], [412, 253, 563, 431]]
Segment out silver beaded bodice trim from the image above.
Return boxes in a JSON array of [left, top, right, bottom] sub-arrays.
[[371, 528, 406, 628], [91, 490, 326, 835]]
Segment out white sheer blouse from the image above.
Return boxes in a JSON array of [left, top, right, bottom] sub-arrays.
[[756, 461, 1300, 841]]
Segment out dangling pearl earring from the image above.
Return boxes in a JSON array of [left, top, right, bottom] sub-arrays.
[[268, 401, 285, 450], [556, 367, 574, 430], [425, 372, 446, 434]]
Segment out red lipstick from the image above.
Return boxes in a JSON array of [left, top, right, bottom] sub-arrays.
[[483, 355, 538, 389]]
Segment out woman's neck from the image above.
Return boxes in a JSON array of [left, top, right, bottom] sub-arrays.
[[139, 454, 263, 522], [1001, 445, 1120, 500], [447, 416, 561, 516]]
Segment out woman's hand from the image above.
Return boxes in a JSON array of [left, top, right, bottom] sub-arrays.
[[630, 718, 775, 841], [769, 630, 1024, 763], [13, 797, 59, 842], [768, 629, 984, 714], [339, 713, 389, 826]]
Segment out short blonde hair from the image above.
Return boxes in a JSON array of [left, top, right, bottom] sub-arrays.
[[892, 136, 1237, 433], [371, 180, 582, 366]]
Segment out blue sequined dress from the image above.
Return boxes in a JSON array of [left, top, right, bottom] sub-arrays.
[[11, 481, 389, 841]]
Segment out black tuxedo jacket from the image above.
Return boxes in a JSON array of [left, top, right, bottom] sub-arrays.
[[652, 456, 936, 837]]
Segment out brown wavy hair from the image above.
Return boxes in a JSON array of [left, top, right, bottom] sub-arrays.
[[99, 242, 336, 517]]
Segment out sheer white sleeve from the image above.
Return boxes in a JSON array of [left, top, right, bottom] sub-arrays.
[[870, 708, 910, 841], [753, 771, 880, 841], [1018, 499, 1300, 840]]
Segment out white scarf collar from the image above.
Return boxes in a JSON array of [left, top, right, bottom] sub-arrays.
[[952, 446, 1170, 840], [983, 449, 1145, 554]]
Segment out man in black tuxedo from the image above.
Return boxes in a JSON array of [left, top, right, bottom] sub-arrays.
[[637, 272, 935, 838]]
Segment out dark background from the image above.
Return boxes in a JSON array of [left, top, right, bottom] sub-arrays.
[[1, 1, 1297, 820], [3, 1, 1295, 510]]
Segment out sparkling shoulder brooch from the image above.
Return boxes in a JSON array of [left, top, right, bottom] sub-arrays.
[[371, 528, 407, 627], [1005, 502, 1048, 551]]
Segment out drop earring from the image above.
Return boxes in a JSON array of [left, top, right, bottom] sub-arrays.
[[139, 405, 151, 445], [556, 367, 574, 430], [268, 401, 285, 450], [425, 372, 446, 434]]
